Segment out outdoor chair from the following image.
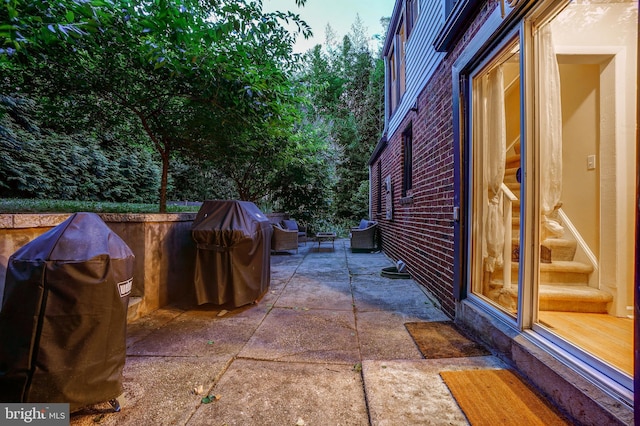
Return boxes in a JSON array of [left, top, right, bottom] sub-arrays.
[[350, 219, 378, 252], [281, 219, 307, 245], [271, 223, 298, 253]]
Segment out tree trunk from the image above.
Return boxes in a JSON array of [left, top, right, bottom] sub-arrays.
[[159, 151, 169, 213]]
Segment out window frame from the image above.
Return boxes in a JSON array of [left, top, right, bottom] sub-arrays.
[[397, 19, 407, 100], [388, 46, 398, 114], [377, 161, 383, 214], [402, 124, 413, 197], [406, 0, 420, 39], [386, 1, 412, 118]]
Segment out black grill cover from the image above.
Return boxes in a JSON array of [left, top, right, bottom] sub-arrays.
[[192, 200, 272, 307], [0, 212, 134, 410]]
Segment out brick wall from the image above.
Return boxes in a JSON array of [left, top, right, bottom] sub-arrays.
[[375, 61, 456, 318], [372, 0, 496, 318]]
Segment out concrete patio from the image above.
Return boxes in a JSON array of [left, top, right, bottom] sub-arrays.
[[70, 239, 509, 426]]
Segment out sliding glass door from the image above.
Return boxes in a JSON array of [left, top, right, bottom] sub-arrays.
[[467, 0, 637, 395]]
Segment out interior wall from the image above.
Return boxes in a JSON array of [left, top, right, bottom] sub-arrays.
[[503, 62, 520, 150], [559, 63, 600, 258], [552, 0, 638, 313]]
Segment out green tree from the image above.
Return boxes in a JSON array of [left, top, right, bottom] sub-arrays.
[[2, 0, 310, 211], [269, 121, 336, 224], [297, 16, 386, 222]]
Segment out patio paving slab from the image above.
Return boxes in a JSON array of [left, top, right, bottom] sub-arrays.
[[238, 307, 360, 364], [346, 254, 395, 276], [356, 311, 436, 360], [68, 238, 527, 426], [352, 275, 439, 313], [126, 306, 185, 348], [363, 356, 506, 426], [127, 308, 266, 358], [275, 278, 354, 311], [71, 356, 231, 426], [186, 359, 368, 426]]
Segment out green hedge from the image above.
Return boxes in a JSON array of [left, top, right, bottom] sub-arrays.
[[0, 198, 198, 214], [0, 96, 160, 203]]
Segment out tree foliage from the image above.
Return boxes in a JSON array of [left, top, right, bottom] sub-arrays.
[[2, 0, 311, 211], [0, 95, 160, 201], [0, 2, 387, 230], [297, 16, 386, 222]]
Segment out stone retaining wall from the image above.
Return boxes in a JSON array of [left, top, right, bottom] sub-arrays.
[[0, 213, 197, 321]]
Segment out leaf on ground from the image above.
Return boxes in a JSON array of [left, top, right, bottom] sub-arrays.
[[201, 394, 221, 404]]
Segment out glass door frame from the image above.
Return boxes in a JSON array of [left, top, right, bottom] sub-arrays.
[[454, 0, 635, 403], [459, 23, 529, 330]]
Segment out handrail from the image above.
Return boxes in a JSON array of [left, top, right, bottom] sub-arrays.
[[500, 183, 517, 289], [499, 183, 597, 290], [505, 136, 520, 156], [501, 183, 517, 202], [557, 208, 598, 286]]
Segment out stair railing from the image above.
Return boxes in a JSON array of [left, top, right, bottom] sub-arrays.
[[556, 208, 598, 287], [501, 183, 518, 289], [505, 135, 520, 156]]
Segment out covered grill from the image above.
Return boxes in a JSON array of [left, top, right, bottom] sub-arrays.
[[192, 200, 272, 307], [0, 212, 134, 410]]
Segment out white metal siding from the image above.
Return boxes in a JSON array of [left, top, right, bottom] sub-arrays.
[[386, 0, 446, 137]]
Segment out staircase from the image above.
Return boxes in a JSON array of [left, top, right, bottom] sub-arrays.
[[489, 147, 613, 313]]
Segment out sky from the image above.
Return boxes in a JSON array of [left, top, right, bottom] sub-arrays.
[[263, 0, 396, 53]]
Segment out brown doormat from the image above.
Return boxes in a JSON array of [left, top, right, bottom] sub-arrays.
[[440, 369, 570, 425], [405, 321, 490, 359]]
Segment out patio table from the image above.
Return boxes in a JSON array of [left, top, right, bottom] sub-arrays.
[[315, 232, 336, 250]]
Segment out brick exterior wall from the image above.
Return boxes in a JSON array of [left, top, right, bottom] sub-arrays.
[[372, 0, 497, 319], [370, 2, 636, 421]]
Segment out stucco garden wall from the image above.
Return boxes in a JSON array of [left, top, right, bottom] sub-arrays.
[[0, 213, 197, 321]]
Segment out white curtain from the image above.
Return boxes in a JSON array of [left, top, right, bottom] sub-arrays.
[[483, 66, 506, 272], [538, 25, 564, 238]]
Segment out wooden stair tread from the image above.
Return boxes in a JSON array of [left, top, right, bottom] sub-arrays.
[[511, 237, 578, 261], [504, 173, 519, 184], [505, 156, 520, 168], [538, 285, 612, 313], [543, 238, 576, 247], [511, 237, 576, 248], [496, 283, 612, 301], [540, 260, 593, 274], [538, 285, 612, 302], [543, 238, 577, 261], [493, 284, 613, 313], [495, 259, 592, 286], [504, 181, 520, 191], [498, 260, 592, 274]]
